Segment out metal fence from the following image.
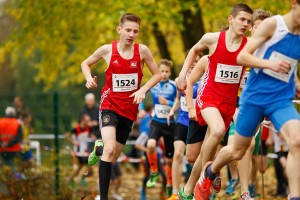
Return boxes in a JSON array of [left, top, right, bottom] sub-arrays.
[[0, 91, 89, 199]]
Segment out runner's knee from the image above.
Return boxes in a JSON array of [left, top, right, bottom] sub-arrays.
[[103, 145, 116, 159], [210, 127, 226, 142], [288, 135, 300, 153], [173, 149, 184, 162], [233, 146, 247, 160]]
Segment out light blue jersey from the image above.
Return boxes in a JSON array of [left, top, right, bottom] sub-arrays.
[[149, 80, 177, 124], [177, 81, 199, 126], [240, 15, 300, 106]]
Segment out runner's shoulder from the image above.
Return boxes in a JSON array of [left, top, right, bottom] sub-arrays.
[[201, 32, 221, 45]]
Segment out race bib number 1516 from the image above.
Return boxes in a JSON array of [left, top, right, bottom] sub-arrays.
[[215, 63, 243, 84]]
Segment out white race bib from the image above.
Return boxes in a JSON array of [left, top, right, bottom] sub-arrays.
[[112, 73, 138, 92], [180, 97, 196, 112], [240, 71, 250, 88], [154, 104, 171, 118], [263, 51, 298, 83], [215, 63, 243, 84]]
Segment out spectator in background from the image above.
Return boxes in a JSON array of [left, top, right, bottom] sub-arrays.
[[20, 112, 34, 170], [0, 107, 22, 171], [14, 96, 31, 120], [80, 93, 100, 139], [66, 113, 94, 186]]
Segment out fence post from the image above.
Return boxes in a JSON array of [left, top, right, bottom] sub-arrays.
[[53, 92, 60, 195]]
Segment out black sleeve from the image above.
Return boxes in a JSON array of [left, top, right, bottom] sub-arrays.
[[7, 125, 23, 147]]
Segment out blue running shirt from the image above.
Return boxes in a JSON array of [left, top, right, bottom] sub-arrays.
[[149, 80, 177, 124], [177, 81, 199, 126], [240, 15, 300, 106]]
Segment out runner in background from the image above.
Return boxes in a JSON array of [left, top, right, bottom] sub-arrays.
[[140, 59, 176, 198], [166, 53, 207, 200], [66, 113, 92, 187], [135, 104, 167, 200]]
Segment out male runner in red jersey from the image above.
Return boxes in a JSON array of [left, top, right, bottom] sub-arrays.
[[81, 13, 161, 200], [177, 4, 253, 200]]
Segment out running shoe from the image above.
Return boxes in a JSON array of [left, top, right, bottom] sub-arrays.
[[194, 161, 214, 200], [226, 179, 239, 195], [146, 172, 159, 188], [178, 187, 194, 200], [248, 184, 255, 198], [240, 192, 253, 200], [166, 185, 172, 198], [167, 193, 180, 200], [88, 139, 103, 166]]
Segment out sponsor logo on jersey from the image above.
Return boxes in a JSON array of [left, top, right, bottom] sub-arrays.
[[130, 61, 137, 68]]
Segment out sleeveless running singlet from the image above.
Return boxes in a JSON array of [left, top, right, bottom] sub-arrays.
[[100, 41, 143, 121], [240, 15, 300, 106], [198, 31, 247, 104]]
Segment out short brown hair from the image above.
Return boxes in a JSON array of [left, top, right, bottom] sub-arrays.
[[251, 9, 271, 25], [230, 3, 253, 17], [158, 59, 173, 69], [119, 13, 141, 26]]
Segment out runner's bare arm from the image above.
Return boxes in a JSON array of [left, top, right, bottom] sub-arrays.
[[237, 18, 290, 73], [178, 33, 218, 93], [295, 75, 300, 98], [185, 55, 208, 120], [130, 45, 161, 104], [81, 44, 111, 89], [167, 91, 180, 126]]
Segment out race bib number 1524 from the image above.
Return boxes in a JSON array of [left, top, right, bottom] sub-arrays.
[[112, 73, 138, 92]]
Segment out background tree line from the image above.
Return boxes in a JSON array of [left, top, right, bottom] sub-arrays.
[[0, 0, 292, 94]]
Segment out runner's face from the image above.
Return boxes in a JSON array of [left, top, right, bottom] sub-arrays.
[[229, 11, 252, 36], [117, 21, 140, 45], [292, 1, 300, 28], [251, 20, 262, 35], [159, 64, 171, 82], [82, 115, 91, 126]]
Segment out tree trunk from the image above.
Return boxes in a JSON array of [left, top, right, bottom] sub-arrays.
[[179, 0, 205, 52], [152, 22, 172, 60], [152, 22, 177, 79]]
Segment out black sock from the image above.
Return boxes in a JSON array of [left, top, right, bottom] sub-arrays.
[[290, 198, 300, 200], [99, 160, 112, 200], [205, 164, 216, 180], [96, 146, 103, 156]]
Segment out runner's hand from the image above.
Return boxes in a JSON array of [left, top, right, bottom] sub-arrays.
[[85, 76, 98, 89], [269, 60, 291, 74], [167, 110, 174, 126], [188, 107, 198, 121], [130, 90, 145, 104], [158, 96, 168, 105], [177, 75, 187, 95]]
